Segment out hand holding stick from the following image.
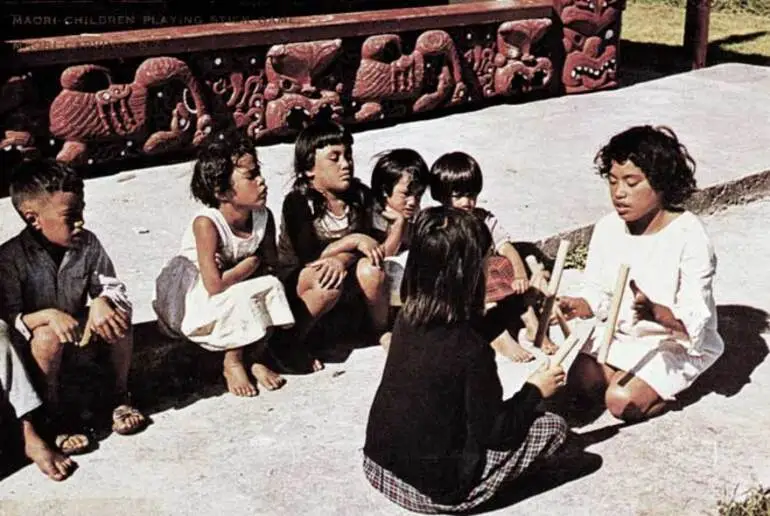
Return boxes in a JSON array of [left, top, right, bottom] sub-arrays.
[[597, 264, 631, 364], [525, 255, 571, 338], [532, 240, 570, 349]]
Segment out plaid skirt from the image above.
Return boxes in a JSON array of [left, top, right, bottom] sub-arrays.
[[363, 412, 567, 514]]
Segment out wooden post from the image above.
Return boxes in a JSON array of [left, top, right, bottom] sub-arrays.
[[683, 0, 710, 69], [597, 264, 630, 364]]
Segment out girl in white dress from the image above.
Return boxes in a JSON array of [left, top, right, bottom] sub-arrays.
[[558, 125, 724, 422], [155, 137, 294, 397]]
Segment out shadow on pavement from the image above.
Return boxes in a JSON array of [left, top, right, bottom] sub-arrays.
[[471, 426, 621, 514], [619, 33, 770, 88], [675, 304, 769, 409]]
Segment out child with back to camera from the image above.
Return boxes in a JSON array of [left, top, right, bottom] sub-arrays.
[[154, 137, 294, 397], [558, 125, 725, 422], [429, 151, 558, 362], [363, 206, 568, 513], [0, 159, 147, 455], [275, 121, 388, 370]]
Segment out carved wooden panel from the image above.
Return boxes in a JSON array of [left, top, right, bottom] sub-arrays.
[[1, 3, 621, 170]]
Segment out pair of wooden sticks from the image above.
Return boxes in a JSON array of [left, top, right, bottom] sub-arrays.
[[526, 240, 631, 368]]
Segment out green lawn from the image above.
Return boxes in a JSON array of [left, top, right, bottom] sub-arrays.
[[622, 2, 770, 59]]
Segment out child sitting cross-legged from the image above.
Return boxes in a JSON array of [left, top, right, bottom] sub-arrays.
[[363, 206, 568, 513]]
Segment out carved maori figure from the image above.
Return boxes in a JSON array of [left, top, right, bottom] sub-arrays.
[[351, 30, 467, 123], [49, 56, 212, 164], [465, 19, 554, 98], [209, 69, 267, 141], [556, 0, 621, 93], [258, 39, 345, 140]]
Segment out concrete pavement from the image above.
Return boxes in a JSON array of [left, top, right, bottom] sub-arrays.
[[1, 63, 770, 515]]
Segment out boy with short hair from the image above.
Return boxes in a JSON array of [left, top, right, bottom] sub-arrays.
[[0, 159, 147, 450]]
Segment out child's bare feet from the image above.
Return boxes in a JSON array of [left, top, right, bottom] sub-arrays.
[[54, 433, 91, 455], [251, 363, 286, 391], [111, 404, 149, 435], [492, 332, 534, 362], [379, 332, 392, 352], [540, 335, 559, 355], [312, 358, 325, 372], [23, 421, 76, 481], [223, 362, 258, 397]]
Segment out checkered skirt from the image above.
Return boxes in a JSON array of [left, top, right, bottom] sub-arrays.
[[363, 412, 567, 514]]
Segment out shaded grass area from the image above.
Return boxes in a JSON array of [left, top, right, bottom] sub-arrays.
[[619, 2, 770, 85]]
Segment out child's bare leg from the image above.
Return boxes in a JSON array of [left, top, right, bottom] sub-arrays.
[[223, 348, 258, 397], [21, 417, 76, 481], [491, 330, 534, 362], [567, 353, 611, 401], [605, 371, 667, 422], [29, 326, 66, 407], [356, 258, 389, 333], [108, 323, 149, 434], [522, 302, 559, 355], [295, 267, 344, 371], [250, 340, 286, 391]]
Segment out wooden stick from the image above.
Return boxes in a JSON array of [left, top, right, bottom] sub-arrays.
[[597, 264, 631, 364], [532, 240, 570, 349], [525, 255, 571, 338], [552, 323, 596, 367]]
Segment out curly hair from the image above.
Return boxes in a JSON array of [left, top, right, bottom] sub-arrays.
[[191, 135, 258, 208], [9, 158, 84, 213], [594, 125, 697, 209], [429, 151, 483, 205]]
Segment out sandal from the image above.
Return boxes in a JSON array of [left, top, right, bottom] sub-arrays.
[[55, 433, 91, 455], [111, 405, 148, 436]]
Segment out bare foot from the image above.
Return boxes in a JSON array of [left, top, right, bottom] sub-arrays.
[[379, 332, 392, 352], [251, 363, 286, 391], [223, 362, 258, 397], [23, 420, 76, 481], [492, 332, 534, 363], [312, 358, 325, 372], [540, 335, 559, 355]]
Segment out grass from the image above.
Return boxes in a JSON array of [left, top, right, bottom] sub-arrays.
[[717, 485, 770, 515], [622, 1, 770, 59]]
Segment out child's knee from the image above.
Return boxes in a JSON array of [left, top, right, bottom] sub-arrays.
[[30, 326, 65, 354], [605, 384, 636, 420], [356, 258, 386, 288]]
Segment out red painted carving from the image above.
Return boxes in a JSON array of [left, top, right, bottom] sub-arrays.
[[49, 56, 213, 164], [258, 40, 344, 140], [208, 68, 267, 140], [465, 19, 554, 98], [556, 0, 620, 94], [351, 30, 467, 122]]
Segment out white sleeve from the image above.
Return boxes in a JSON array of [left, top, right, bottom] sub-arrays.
[[670, 225, 717, 356], [486, 214, 511, 252], [578, 218, 612, 320]]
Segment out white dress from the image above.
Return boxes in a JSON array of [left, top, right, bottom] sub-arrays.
[[572, 211, 724, 400], [178, 207, 294, 352]]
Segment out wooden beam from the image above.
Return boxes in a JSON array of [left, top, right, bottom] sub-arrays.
[[683, 0, 710, 69]]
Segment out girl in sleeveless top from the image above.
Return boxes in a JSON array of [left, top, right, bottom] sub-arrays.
[[154, 137, 294, 397]]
